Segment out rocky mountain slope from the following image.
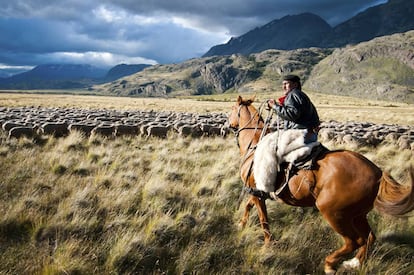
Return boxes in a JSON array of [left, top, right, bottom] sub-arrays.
[[203, 0, 414, 57], [306, 31, 414, 102], [92, 48, 331, 97], [92, 30, 414, 103]]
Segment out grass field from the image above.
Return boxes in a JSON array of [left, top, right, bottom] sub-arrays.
[[1, 91, 414, 274]]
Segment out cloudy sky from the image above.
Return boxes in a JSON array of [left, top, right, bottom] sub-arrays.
[[0, 0, 387, 75]]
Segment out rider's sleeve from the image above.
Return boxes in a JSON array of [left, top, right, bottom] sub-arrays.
[[272, 93, 302, 122]]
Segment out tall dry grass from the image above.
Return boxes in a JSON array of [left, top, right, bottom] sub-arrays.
[[0, 128, 413, 274], [0, 93, 413, 274]]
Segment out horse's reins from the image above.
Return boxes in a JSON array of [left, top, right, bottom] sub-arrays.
[[235, 102, 269, 163]]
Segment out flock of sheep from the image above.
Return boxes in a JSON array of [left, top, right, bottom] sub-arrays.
[[1, 106, 413, 151], [0, 106, 229, 139]]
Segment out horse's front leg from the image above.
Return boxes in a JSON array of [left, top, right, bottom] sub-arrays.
[[240, 195, 272, 245], [254, 196, 272, 245], [239, 195, 255, 229]]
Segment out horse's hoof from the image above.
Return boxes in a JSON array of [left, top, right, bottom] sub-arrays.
[[342, 257, 360, 270], [324, 265, 336, 275], [263, 240, 271, 247], [267, 239, 279, 247]]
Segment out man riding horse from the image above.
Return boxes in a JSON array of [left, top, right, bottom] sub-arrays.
[[228, 94, 414, 274], [254, 74, 322, 197]]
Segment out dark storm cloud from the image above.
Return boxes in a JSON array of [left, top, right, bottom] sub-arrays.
[[107, 0, 387, 33], [0, 0, 387, 72]]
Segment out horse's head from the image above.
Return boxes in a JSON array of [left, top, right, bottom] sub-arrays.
[[228, 95, 260, 131]]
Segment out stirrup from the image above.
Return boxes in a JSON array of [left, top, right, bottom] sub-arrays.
[[273, 162, 294, 197]]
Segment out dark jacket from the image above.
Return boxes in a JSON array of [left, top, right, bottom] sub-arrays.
[[272, 88, 320, 130]]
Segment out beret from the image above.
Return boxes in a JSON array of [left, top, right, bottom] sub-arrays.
[[283, 74, 300, 83]]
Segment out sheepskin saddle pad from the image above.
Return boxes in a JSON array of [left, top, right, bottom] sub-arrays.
[[252, 129, 320, 193]]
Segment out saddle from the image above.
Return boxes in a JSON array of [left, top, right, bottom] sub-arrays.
[[295, 143, 330, 170], [274, 144, 330, 196], [251, 130, 331, 200]]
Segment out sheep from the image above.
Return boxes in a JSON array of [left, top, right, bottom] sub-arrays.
[[146, 125, 171, 138], [68, 123, 97, 136], [2, 121, 26, 131], [115, 124, 140, 136], [91, 125, 116, 137], [178, 124, 202, 138], [8, 126, 36, 139], [39, 122, 69, 137]]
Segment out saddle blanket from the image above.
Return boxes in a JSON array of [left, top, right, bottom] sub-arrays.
[[253, 129, 320, 193]]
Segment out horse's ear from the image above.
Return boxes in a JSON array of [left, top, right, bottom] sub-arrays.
[[237, 95, 243, 104], [246, 95, 255, 105]]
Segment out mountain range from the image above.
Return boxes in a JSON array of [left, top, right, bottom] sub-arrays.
[[203, 0, 414, 57], [0, 63, 151, 90]]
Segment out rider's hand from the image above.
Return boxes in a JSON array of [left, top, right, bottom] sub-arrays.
[[267, 99, 276, 109]]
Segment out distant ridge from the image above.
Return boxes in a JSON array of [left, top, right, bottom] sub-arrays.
[[0, 64, 106, 89], [104, 64, 151, 82], [204, 13, 332, 56], [323, 0, 414, 47], [0, 63, 151, 89], [24, 64, 106, 80]]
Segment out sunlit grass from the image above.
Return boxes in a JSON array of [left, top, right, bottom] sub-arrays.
[[0, 128, 413, 274]]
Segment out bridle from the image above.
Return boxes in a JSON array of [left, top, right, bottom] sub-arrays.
[[229, 101, 271, 149], [229, 101, 273, 170], [231, 103, 257, 130]]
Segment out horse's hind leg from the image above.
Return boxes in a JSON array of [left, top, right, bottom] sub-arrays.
[[320, 211, 360, 274], [240, 196, 271, 245], [343, 215, 376, 269]]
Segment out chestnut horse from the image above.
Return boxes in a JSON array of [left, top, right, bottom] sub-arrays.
[[228, 95, 414, 274]]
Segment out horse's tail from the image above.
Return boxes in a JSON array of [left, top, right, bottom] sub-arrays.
[[374, 167, 414, 216]]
